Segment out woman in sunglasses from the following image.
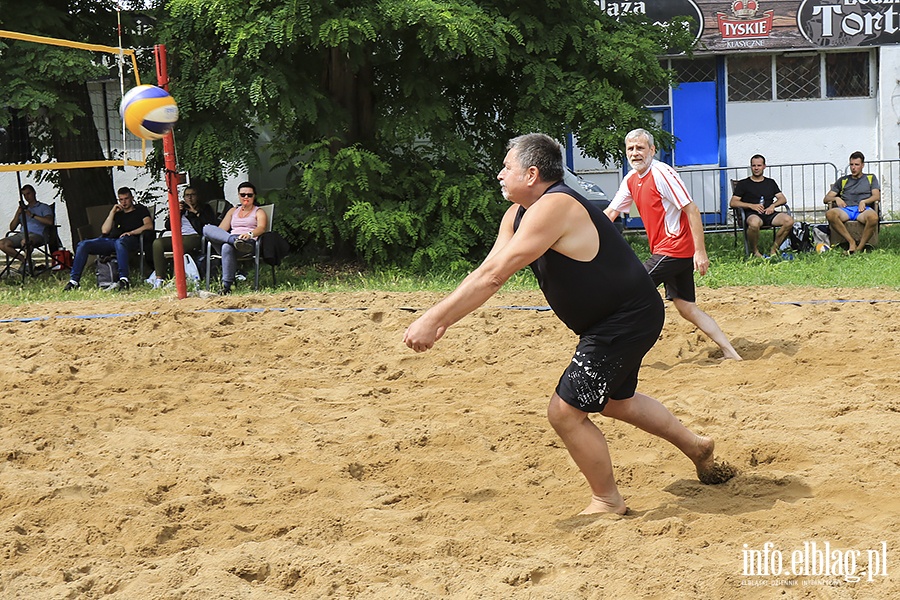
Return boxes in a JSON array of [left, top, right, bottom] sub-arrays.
[[202, 181, 268, 294]]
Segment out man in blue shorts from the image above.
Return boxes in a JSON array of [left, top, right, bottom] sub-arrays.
[[824, 151, 880, 253], [404, 133, 735, 515]]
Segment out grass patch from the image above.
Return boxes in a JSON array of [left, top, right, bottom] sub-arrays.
[[1, 224, 898, 306]]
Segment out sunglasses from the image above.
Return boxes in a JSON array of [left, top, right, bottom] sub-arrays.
[[239, 192, 255, 198]]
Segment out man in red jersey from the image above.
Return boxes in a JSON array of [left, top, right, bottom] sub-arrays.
[[605, 128, 742, 361]]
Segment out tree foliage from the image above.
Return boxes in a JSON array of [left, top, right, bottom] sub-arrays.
[[160, 0, 693, 270], [3, 1, 693, 269], [0, 0, 123, 241]]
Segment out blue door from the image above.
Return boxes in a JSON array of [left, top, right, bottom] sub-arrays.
[[672, 82, 718, 166]]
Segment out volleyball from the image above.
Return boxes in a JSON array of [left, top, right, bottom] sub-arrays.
[[816, 242, 830, 253], [120, 85, 178, 140]]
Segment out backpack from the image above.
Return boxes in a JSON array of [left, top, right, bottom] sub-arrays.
[[789, 222, 813, 253], [95, 256, 119, 289]]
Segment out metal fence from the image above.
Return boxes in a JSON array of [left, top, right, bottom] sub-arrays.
[[857, 160, 900, 224], [614, 160, 900, 232], [673, 162, 840, 231]]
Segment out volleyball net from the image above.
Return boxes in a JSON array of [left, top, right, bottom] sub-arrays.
[[0, 29, 150, 173]]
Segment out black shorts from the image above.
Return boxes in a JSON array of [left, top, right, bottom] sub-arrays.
[[644, 254, 695, 303], [744, 211, 779, 228], [555, 300, 664, 413]]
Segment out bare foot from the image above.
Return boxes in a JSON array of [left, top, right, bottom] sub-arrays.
[[752, 251, 765, 259], [722, 348, 743, 362], [579, 492, 627, 515], [692, 435, 738, 484]]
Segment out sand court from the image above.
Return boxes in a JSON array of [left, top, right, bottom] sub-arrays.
[[0, 286, 898, 598]]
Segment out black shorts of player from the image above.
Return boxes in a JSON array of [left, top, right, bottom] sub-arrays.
[[555, 303, 664, 413], [644, 254, 696, 303], [743, 210, 779, 228]]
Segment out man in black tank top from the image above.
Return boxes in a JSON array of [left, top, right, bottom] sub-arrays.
[[404, 133, 735, 516]]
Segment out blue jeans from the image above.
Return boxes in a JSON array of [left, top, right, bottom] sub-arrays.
[[70, 235, 140, 283], [202, 225, 254, 285]]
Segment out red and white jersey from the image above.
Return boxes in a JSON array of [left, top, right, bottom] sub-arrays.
[[609, 160, 695, 258]]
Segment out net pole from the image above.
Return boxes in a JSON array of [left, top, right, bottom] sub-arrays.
[[154, 43, 187, 299], [117, 7, 129, 168]]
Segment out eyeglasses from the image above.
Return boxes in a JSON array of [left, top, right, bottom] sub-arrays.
[[239, 192, 255, 198]]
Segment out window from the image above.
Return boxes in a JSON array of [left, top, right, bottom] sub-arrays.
[[728, 55, 772, 101], [641, 86, 669, 107], [726, 51, 873, 102], [672, 57, 717, 83], [826, 52, 870, 97], [777, 54, 820, 100]]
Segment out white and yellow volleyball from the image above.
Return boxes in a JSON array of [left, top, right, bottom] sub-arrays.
[[120, 85, 179, 140], [816, 242, 830, 253]]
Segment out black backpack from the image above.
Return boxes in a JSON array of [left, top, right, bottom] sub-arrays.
[[789, 222, 813, 253]]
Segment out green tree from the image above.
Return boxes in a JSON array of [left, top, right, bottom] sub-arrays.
[[160, 0, 693, 270], [0, 0, 124, 243]]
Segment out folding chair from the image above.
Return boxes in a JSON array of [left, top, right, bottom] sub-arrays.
[[731, 180, 791, 257], [1, 203, 60, 281], [204, 203, 275, 291]]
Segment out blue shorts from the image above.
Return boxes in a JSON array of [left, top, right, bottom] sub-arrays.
[[840, 206, 870, 220]]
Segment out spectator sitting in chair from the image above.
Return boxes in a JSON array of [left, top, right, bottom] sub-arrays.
[[63, 187, 153, 291], [729, 154, 795, 258], [201, 181, 267, 295], [824, 151, 880, 254], [0, 185, 54, 270], [149, 186, 217, 289]]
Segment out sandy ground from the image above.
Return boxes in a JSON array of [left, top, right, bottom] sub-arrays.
[[0, 286, 898, 599]]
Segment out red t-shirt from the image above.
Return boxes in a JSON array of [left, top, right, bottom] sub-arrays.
[[609, 160, 695, 259]]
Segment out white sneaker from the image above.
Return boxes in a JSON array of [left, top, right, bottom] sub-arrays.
[[151, 278, 165, 290]]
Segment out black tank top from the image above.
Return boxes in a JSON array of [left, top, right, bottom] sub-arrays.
[[514, 181, 661, 335]]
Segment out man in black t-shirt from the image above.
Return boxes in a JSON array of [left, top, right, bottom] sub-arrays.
[[729, 154, 795, 258], [63, 187, 153, 291]]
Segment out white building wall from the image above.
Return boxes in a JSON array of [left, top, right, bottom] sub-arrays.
[[725, 98, 877, 170], [877, 46, 900, 162]]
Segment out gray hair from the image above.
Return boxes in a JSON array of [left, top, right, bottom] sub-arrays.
[[625, 128, 655, 148], [507, 133, 564, 183]]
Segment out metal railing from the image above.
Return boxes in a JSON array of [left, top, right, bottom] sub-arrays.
[[853, 160, 900, 224], [674, 162, 840, 231], [585, 159, 899, 232]]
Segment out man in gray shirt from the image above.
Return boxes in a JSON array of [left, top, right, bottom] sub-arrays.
[[824, 151, 880, 253]]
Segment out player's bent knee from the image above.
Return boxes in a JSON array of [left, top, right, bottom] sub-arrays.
[[547, 394, 583, 429]]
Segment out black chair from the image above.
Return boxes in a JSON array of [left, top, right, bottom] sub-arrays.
[[731, 180, 791, 257], [204, 204, 276, 291], [1, 203, 61, 281]]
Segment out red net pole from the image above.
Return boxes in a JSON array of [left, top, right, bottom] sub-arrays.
[[154, 43, 187, 299]]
